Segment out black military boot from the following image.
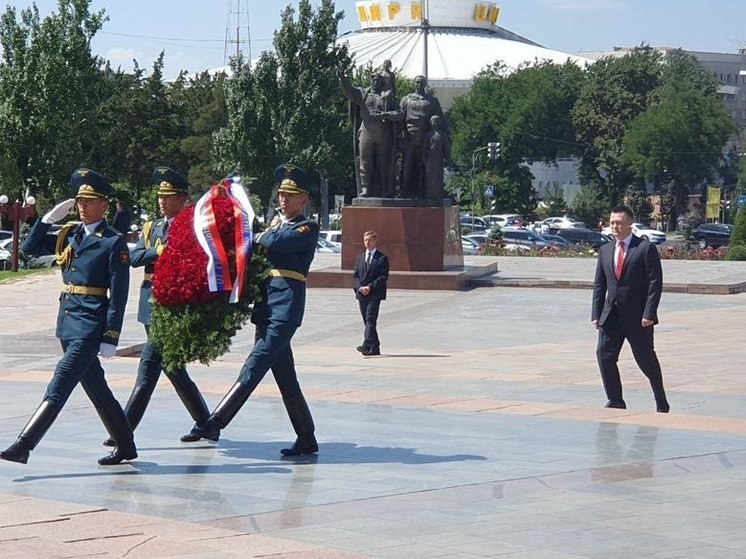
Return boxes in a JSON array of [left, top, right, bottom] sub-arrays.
[[191, 382, 253, 442], [168, 371, 210, 442], [103, 385, 152, 447], [95, 404, 137, 465], [280, 394, 318, 457], [0, 400, 60, 464]]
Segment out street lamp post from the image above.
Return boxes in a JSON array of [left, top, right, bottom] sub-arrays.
[[0, 193, 37, 272]]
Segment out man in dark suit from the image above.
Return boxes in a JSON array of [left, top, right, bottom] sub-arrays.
[[103, 167, 210, 448], [591, 205, 670, 413], [353, 230, 389, 356], [190, 163, 321, 456], [1, 168, 136, 465]]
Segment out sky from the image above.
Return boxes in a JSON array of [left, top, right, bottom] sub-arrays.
[[10, 0, 746, 79]]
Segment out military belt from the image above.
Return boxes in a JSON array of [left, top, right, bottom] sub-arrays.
[[143, 273, 154, 281], [62, 284, 108, 297], [269, 268, 307, 282]]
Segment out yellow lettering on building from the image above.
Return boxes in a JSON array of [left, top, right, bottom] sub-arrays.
[[388, 2, 400, 20], [411, 1, 422, 20], [357, 5, 368, 23], [489, 6, 500, 24], [474, 4, 488, 22], [370, 4, 382, 21]]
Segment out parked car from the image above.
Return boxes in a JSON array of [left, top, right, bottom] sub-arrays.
[[693, 223, 733, 249], [500, 227, 551, 249], [538, 234, 571, 248], [461, 236, 480, 255], [481, 214, 522, 228], [319, 229, 342, 248], [459, 215, 487, 231], [539, 216, 586, 233], [316, 237, 341, 253], [0, 236, 57, 268], [0, 230, 12, 242], [600, 223, 666, 244], [554, 227, 610, 249]]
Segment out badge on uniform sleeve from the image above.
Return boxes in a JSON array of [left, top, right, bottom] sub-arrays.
[[120, 251, 130, 264], [298, 225, 310, 234]]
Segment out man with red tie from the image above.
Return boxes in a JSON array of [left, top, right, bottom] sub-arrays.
[[591, 205, 670, 413]]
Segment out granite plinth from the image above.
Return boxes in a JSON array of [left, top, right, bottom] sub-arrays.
[[341, 203, 463, 271]]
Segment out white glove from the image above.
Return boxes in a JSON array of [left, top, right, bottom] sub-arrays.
[[42, 198, 76, 224], [98, 343, 117, 359]]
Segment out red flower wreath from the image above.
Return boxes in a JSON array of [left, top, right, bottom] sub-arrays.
[[149, 186, 269, 370], [152, 193, 238, 306]]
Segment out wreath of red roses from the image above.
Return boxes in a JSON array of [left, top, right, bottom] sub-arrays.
[[152, 193, 237, 306]]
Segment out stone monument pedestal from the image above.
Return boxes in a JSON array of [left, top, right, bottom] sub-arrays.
[[307, 198, 497, 291], [341, 198, 463, 271]]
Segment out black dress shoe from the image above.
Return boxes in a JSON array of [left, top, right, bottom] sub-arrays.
[[191, 419, 220, 442], [102, 437, 115, 447], [356, 345, 368, 353], [98, 441, 137, 465], [656, 403, 670, 413], [280, 435, 319, 456], [180, 428, 203, 442], [605, 400, 627, 409], [363, 347, 380, 356], [0, 438, 31, 464]]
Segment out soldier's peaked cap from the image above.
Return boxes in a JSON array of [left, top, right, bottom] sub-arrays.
[[152, 166, 190, 196], [71, 168, 115, 199], [275, 163, 315, 195]]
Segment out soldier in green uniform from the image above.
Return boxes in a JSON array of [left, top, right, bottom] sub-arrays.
[[190, 164, 320, 456], [1, 168, 136, 466], [102, 167, 210, 448]]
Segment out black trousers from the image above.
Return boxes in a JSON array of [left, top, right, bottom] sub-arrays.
[[596, 310, 665, 403], [358, 298, 381, 350]]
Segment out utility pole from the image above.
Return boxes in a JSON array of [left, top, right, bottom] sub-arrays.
[[224, 0, 251, 64]]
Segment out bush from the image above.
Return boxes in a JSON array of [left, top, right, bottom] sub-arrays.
[[730, 206, 746, 247], [726, 244, 746, 261]]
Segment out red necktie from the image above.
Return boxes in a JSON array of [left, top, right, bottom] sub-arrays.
[[615, 241, 625, 280]]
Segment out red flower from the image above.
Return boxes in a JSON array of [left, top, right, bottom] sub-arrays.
[[153, 192, 241, 307]]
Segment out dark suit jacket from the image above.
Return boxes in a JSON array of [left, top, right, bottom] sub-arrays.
[[591, 235, 662, 327], [353, 249, 389, 301]]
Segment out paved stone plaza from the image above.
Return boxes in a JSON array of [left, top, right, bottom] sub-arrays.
[[2, 257, 746, 558]]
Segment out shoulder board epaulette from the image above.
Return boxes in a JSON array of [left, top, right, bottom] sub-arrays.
[[291, 218, 318, 231], [142, 221, 154, 248]]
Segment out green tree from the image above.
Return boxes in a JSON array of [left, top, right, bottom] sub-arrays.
[[214, 0, 352, 208], [450, 60, 584, 213], [621, 49, 735, 229], [0, 0, 107, 201], [573, 46, 663, 208]]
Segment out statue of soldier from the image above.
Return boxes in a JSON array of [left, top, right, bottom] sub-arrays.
[[400, 75, 448, 199], [339, 70, 403, 197]]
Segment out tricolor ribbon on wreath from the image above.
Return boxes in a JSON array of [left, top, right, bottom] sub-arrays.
[[194, 176, 255, 303]]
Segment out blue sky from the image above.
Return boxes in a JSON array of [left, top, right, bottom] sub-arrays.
[[10, 0, 746, 78]]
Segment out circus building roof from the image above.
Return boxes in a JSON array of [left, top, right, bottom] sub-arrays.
[[337, 0, 591, 108]]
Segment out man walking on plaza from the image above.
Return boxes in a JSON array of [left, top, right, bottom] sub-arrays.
[[1, 168, 136, 466], [190, 163, 321, 456], [591, 204, 670, 413], [103, 167, 211, 448], [353, 230, 389, 356]]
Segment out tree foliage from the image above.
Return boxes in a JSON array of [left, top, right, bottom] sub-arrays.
[[213, 0, 352, 207]]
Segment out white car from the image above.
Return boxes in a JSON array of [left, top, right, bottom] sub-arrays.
[[601, 223, 666, 244], [319, 230, 342, 248], [0, 237, 56, 268], [539, 217, 586, 233]]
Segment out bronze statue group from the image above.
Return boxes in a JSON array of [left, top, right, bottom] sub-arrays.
[[339, 61, 454, 200]]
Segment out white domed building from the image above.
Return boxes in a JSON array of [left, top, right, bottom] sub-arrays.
[[337, 0, 591, 109]]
